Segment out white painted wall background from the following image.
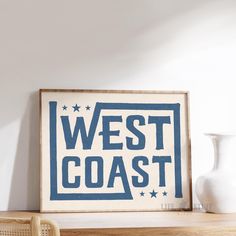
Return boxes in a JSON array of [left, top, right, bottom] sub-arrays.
[[1, 0, 236, 210]]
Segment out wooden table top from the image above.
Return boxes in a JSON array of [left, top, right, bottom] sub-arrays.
[[0, 210, 236, 229]]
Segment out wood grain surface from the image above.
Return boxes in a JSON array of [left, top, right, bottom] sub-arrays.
[[60, 227, 236, 236], [1, 211, 236, 236]]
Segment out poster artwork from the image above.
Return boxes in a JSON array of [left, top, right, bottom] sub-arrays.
[[40, 90, 191, 212]]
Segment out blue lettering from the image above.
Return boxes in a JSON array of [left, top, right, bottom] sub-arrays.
[[152, 156, 171, 187], [85, 156, 104, 188], [126, 115, 146, 150], [62, 156, 80, 188], [148, 116, 171, 150], [132, 156, 149, 187], [108, 156, 129, 189], [99, 116, 123, 150], [61, 116, 90, 149]]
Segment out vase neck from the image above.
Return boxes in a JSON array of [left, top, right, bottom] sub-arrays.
[[211, 135, 236, 171]]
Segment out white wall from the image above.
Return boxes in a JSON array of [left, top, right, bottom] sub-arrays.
[[1, 0, 236, 210]]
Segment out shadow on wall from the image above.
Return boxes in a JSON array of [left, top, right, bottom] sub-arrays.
[[8, 92, 40, 210], [0, 0, 216, 129], [3, 0, 224, 210]]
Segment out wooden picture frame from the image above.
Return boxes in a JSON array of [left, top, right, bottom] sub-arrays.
[[40, 89, 192, 212]]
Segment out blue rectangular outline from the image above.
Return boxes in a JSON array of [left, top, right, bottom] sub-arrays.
[[49, 102, 182, 200]]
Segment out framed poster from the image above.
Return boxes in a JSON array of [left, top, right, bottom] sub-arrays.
[[40, 89, 192, 212]]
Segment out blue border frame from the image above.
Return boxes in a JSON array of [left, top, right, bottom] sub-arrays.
[[49, 102, 182, 200]]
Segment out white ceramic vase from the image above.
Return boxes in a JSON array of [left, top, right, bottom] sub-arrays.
[[196, 133, 236, 213]]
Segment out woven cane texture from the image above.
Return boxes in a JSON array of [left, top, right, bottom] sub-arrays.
[[41, 223, 54, 236], [0, 223, 31, 236], [0, 217, 60, 236]]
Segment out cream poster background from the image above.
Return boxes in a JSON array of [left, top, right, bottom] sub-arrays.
[[40, 90, 191, 212]]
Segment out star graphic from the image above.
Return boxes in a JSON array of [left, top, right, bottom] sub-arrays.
[[85, 105, 91, 110], [72, 104, 80, 112], [140, 191, 145, 197], [150, 190, 158, 198], [162, 191, 168, 196], [62, 105, 67, 111]]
